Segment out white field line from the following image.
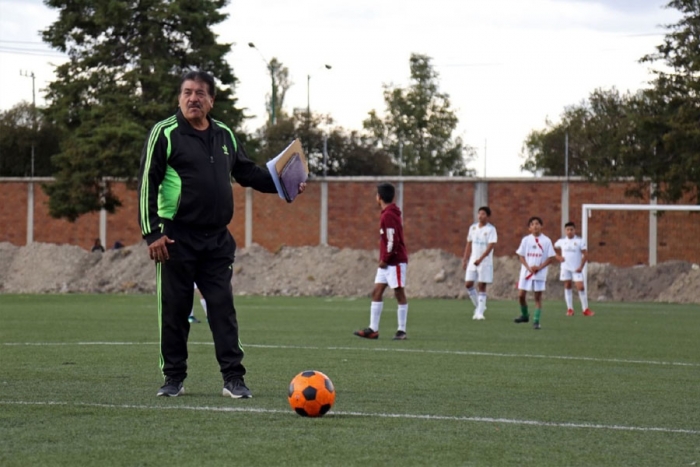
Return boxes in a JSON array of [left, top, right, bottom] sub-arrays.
[[0, 400, 698, 435], [2, 341, 699, 368]]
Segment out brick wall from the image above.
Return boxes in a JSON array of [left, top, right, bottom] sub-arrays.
[[1, 178, 699, 266]]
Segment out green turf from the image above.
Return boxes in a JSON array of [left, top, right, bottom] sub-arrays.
[[0, 294, 698, 466]]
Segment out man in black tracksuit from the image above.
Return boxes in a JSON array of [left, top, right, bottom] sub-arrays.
[[137, 71, 301, 398]]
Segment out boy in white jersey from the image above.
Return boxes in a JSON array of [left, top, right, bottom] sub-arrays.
[[462, 206, 497, 320], [514, 216, 556, 330], [554, 222, 594, 317]]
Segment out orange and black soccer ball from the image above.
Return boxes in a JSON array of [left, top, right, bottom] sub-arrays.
[[288, 370, 336, 417]]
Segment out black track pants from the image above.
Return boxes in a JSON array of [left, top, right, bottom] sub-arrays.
[[157, 222, 245, 382]]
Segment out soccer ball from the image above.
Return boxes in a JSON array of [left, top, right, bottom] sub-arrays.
[[288, 370, 336, 417]]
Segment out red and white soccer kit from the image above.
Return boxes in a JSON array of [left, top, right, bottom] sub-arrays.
[[516, 233, 555, 292]]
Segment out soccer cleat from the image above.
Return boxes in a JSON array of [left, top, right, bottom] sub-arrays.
[[223, 378, 252, 399], [533, 322, 541, 330], [514, 315, 530, 324], [157, 378, 184, 397], [188, 315, 201, 324], [354, 327, 379, 339], [473, 314, 485, 321], [566, 309, 574, 316], [582, 309, 595, 317], [393, 330, 407, 340]]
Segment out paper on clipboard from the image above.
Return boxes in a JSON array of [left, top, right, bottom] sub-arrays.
[[266, 139, 308, 203]]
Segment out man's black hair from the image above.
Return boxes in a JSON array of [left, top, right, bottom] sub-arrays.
[[478, 206, 491, 217], [180, 71, 216, 98], [528, 216, 543, 226], [377, 183, 395, 203], [565, 221, 576, 228]]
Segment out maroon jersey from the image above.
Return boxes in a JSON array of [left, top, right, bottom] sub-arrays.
[[379, 203, 408, 265]]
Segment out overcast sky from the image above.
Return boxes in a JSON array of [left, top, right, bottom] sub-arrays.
[[0, 0, 680, 176]]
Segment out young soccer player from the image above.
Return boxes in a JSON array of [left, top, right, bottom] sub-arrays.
[[555, 222, 594, 317], [514, 216, 556, 330], [188, 283, 208, 324], [354, 183, 409, 340], [462, 206, 498, 320]]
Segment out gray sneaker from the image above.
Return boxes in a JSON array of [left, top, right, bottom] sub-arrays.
[[157, 379, 184, 397], [223, 378, 252, 399]]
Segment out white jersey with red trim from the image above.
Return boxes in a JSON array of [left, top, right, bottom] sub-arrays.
[[516, 233, 555, 281]]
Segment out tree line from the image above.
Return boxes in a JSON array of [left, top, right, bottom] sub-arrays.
[[521, 0, 700, 204], [0, 1, 472, 221], [1, 0, 697, 221]]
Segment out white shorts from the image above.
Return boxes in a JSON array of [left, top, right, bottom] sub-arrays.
[[560, 269, 584, 282], [465, 264, 493, 284], [374, 263, 407, 289], [518, 278, 547, 292]]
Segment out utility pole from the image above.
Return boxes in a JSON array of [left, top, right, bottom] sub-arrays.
[[20, 70, 36, 245], [248, 43, 277, 125], [307, 64, 332, 120]]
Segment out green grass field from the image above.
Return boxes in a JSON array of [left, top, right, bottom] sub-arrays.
[[0, 294, 698, 466]]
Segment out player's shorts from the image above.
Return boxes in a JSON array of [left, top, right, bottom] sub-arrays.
[[559, 269, 584, 282], [374, 263, 407, 289], [465, 264, 493, 284], [518, 278, 547, 292]]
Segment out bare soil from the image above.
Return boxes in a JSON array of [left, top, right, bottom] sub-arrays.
[[0, 242, 698, 303]]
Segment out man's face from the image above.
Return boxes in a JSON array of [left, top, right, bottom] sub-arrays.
[[529, 219, 543, 235], [565, 226, 576, 238], [477, 210, 489, 225], [179, 79, 214, 122]]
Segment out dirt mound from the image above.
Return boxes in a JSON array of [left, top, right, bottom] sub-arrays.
[[0, 242, 698, 303]]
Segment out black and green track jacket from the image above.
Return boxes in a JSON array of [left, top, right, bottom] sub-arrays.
[[137, 110, 276, 245]]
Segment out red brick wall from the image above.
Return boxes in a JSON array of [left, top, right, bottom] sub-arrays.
[[106, 183, 142, 248], [327, 182, 380, 250], [0, 182, 27, 245], [405, 182, 474, 257], [1, 179, 699, 266], [490, 181, 563, 260], [250, 182, 321, 251]]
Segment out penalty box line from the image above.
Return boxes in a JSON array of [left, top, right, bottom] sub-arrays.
[[0, 400, 698, 435], [2, 341, 699, 368]]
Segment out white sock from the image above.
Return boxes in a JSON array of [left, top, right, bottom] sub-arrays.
[[477, 293, 487, 316], [189, 307, 195, 317], [397, 304, 408, 332], [369, 301, 383, 332], [200, 298, 208, 316], [467, 287, 478, 307], [578, 290, 589, 310], [565, 289, 573, 309]]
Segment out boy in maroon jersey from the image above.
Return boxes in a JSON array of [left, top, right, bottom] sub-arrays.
[[354, 183, 409, 340]]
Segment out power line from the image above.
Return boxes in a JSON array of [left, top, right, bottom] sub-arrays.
[[0, 39, 46, 45], [0, 46, 65, 58]]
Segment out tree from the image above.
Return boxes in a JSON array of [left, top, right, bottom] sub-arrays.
[[636, 0, 700, 202], [363, 54, 475, 176], [522, 0, 700, 203], [41, 0, 242, 221], [521, 88, 635, 178], [265, 58, 292, 125], [0, 102, 61, 177]]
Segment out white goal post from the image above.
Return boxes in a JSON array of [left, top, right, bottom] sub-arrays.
[[581, 204, 700, 268]]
